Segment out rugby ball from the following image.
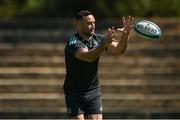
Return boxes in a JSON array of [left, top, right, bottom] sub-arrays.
[[134, 20, 161, 40]]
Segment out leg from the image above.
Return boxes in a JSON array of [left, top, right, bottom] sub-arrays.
[[84, 88, 103, 119], [87, 114, 103, 120], [64, 94, 85, 119], [71, 114, 85, 120]]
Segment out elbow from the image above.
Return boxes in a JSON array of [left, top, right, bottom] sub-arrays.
[[84, 57, 98, 63], [86, 59, 95, 63]]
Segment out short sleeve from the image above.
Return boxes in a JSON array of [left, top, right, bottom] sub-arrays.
[[67, 36, 86, 55], [93, 33, 106, 47]]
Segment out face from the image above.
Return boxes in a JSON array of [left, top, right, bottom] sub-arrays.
[[79, 15, 95, 36]]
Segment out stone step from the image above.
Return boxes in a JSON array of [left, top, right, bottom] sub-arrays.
[[102, 93, 180, 109], [0, 42, 179, 51], [0, 67, 65, 74], [0, 55, 65, 67], [0, 24, 179, 41], [0, 45, 61, 56], [0, 84, 179, 94], [0, 34, 179, 44], [0, 19, 73, 29], [0, 93, 179, 112], [0, 78, 179, 94], [1, 78, 180, 86], [0, 18, 178, 44], [0, 110, 179, 119], [0, 46, 179, 58], [0, 18, 178, 28], [0, 100, 179, 114], [0, 29, 178, 38], [2, 93, 176, 100], [0, 72, 178, 80], [101, 79, 180, 93], [0, 56, 179, 68], [0, 20, 178, 32], [0, 67, 178, 75], [0, 39, 178, 48], [0, 18, 178, 32]]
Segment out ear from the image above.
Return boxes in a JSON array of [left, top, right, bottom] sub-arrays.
[[75, 20, 82, 31]]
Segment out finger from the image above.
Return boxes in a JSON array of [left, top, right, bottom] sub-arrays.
[[117, 28, 124, 32], [110, 27, 116, 34], [127, 16, 133, 27], [121, 16, 125, 28], [126, 16, 133, 29], [112, 33, 117, 37], [130, 16, 134, 25], [108, 26, 115, 31], [127, 16, 131, 25], [112, 38, 118, 42], [123, 30, 127, 34]]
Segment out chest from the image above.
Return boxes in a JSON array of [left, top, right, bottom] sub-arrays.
[[83, 39, 99, 50]]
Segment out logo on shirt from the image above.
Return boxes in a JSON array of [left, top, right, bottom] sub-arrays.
[[93, 41, 99, 48], [69, 36, 77, 46]]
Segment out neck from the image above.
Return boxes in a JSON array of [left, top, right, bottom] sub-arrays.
[[78, 32, 92, 42]]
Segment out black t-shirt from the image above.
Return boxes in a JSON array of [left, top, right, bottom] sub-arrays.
[[64, 33, 105, 94]]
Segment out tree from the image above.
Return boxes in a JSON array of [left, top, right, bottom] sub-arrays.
[[0, 0, 179, 20]]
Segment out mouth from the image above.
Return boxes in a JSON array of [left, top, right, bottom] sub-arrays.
[[90, 28, 95, 32]]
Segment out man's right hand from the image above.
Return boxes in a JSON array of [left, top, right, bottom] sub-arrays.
[[103, 26, 117, 49]]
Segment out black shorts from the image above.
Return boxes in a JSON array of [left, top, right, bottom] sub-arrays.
[[64, 87, 102, 117]]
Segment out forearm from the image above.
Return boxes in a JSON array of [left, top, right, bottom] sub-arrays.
[[107, 33, 129, 56], [116, 34, 129, 54], [75, 41, 107, 63]]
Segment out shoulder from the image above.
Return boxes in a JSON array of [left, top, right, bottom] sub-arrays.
[[66, 34, 85, 48], [65, 34, 87, 54]]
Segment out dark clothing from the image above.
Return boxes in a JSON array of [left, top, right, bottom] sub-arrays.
[[64, 87, 102, 117], [64, 33, 105, 94]]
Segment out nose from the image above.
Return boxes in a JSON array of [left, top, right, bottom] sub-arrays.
[[91, 22, 95, 29]]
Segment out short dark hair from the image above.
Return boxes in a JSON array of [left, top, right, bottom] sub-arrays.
[[76, 10, 93, 20]]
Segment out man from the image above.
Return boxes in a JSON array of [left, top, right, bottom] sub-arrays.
[[64, 10, 134, 120]]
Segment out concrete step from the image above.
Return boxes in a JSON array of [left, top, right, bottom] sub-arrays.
[[0, 93, 179, 113], [0, 43, 64, 56], [0, 42, 179, 51], [0, 83, 179, 94], [0, 78, 179, 94], [0, 18, 178, 28], [102, 93, 180, 110], [0, 71, 178, 80], [0, 27, 179, 43], [0, 67, 65, 76], [0, 56, 64, 67], [1, 78, 179, 86], [0, 72, 178, 80], [0, 41, 178, 55], [0, 55, 179, 67], [0, 67, 178, 76], [0, 111, 179, 119], [1, 48, 166, 57]]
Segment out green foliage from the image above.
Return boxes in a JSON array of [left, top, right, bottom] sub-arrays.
[[96, 0, 180, 17], [0, 0, 20, 19], [0, 0, 179, 20]]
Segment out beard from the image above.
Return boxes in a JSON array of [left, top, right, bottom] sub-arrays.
[[84, 28, 95, 36]]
